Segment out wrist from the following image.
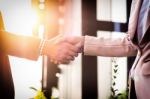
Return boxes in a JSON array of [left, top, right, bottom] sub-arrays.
[[81, 36, 85, 52], [75, 36, 85, 53], [39, 39, 48, 56]]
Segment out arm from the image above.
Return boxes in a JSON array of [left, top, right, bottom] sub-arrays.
[[0, 30, 79, 63], [1, 30, 40, 60], [83, 34, 137, 57], [0, 11, 79, 63]]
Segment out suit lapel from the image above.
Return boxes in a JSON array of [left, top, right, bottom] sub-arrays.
[[128, 2, 142, 98], [145, 6, 150, 33], [139, 2, 150, 45], [128, 0, 142, 40]]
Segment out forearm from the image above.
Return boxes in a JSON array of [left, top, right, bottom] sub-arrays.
[[1, 30, 41, 60], [83, 35, 137, 57]]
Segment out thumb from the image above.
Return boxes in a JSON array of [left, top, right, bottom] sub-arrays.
[[65, 36, 83, 45]]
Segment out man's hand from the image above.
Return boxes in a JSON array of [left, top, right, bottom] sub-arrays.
[[63, 36, 85, 53], [42, 35, 82, 64]]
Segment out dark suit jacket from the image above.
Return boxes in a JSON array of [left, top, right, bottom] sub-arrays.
[[0, 11, 40, 99], [0, 9, 41, 99], [0, 12, 15, 99]]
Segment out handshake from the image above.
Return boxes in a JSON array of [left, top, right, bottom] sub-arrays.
[[41, 35, 84, 64]]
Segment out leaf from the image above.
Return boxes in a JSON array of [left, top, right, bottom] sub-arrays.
[[114, 69, 118, 73], [114, 65, 118, 68], [109, 95, 115, 99], [113, 82, 116, 86], [114, 76, 116, 79], [111, 87, 114, 92], [114, 89, 118, 92], [30, 86, 38, 92]]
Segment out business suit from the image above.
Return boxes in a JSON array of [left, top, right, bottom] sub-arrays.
[[83, 0, 150, 99], [0, 11, 15, 99], [0, 11, 40, 99]]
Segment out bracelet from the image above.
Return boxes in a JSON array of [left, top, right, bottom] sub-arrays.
[[39, 39, 46, 55]]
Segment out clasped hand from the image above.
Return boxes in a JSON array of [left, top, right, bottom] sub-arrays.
[[43, 35, 84, 64]]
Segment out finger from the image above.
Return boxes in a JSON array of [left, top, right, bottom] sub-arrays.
[[66, 55, 75, 61], [60, 60, 70, 64], [50, 58, 59, 64], [57, 53, 74, 62], [67, 50, 78, 57], [56, 54, 72, 64], [64, 36, 80, 45], [75, 41, 83, 52], [64, 42, 79, 53], [50, 59, 54, 63], [54, 60, 59, 64]]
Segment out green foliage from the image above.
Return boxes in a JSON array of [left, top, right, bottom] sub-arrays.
[[117, 91, 127, 99], [109, 58, 128, 99], [109, 90, 127, 99], [34, 90, 47, 99]]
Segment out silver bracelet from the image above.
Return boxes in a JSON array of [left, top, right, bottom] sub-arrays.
[[39, 39, 46, 55]]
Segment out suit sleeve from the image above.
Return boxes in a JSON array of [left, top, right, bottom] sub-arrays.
[[0, 30, 41, 60], [0, 11, 40, 60], [83, 34, 137, 57]]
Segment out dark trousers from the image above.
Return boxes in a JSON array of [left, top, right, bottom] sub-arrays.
[[130, 79, 137, 99], [0, 53, 15, 99]]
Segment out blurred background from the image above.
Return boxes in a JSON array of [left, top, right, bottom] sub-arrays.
[[0, 0, 134, 99]]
